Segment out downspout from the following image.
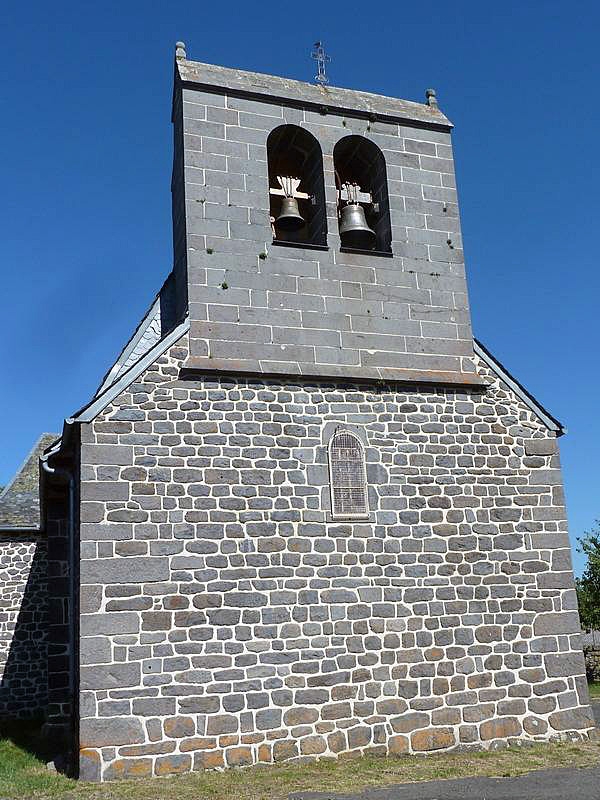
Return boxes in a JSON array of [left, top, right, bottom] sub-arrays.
[[41, 460, 76, 770]]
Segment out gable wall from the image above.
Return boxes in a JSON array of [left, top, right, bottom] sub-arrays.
[[76, 334, 592, 781]]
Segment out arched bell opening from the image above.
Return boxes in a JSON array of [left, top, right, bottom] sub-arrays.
[[333, 135, 392, 253], [267, 125, 327, 247]]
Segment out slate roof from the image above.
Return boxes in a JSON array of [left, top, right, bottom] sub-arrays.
[[95, 297, 162, 396], [472, 340, 563, 434], [69, 317, 190, 425], [0, 433, 59, 530], [94, 273, 178, 398], [59, 315, 563, 441]]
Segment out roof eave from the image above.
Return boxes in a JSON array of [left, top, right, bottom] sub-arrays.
[[473, 338, 564, 435], [0, 526, 41, 534]]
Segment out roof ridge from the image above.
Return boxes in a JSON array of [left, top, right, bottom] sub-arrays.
[[183, 58, 430, 110], [94, 270, 178, 397]]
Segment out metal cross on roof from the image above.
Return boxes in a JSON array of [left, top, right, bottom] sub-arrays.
[[311, 41, 331, 86]]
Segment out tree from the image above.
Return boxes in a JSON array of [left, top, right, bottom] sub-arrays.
[[576, 520, 600, 633]]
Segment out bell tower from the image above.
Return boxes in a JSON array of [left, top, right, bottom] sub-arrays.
[[65, 42, 594, 782], [171, 43, 481, 386]]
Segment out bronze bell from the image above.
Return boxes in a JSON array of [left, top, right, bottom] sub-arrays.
[[339, 203, 376, 248], [275, 197, 304, 231]]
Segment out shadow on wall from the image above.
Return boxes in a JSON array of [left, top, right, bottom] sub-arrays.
[[0, 716, 54, 764], [0, 537, 48, 720]]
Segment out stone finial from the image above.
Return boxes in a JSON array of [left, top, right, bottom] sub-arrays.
[[175, 41, 187, 60], [425, 88, 438, 108]]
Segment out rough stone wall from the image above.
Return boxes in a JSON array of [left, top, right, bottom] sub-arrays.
[[0, 534, 48, 718], [583, 647, 600, 681], [77, 333, 593, 781]]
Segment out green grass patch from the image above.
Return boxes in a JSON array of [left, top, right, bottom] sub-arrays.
[[0, 720, 75, 799], [588, 682, 600, 699], [0, 721, 599, 800]]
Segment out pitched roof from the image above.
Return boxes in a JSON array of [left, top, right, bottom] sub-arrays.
[[0, 433, 60, 530], [42, 273, 187, 467], [94, 272, 178, 398], [61, 325, 562, 441], [70, 317, 190, 425], [95, 296, 162, 396]]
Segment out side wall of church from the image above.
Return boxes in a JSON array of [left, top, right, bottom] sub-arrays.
[[0, 534, 48, 719], [76, 333, 593, 781]]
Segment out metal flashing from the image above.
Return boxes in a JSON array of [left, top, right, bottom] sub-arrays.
[[473, 338, 563, 435], [95, 297, 162, 396], [70, 318, 190, 424]]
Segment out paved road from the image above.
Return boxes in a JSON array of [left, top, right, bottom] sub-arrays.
[[291, 702, 600, 800], [291, 767, 600, 800]]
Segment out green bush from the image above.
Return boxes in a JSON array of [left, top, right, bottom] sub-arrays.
[[583, 646, 600, 682]]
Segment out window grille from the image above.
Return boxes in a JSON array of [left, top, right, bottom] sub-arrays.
[[328, 430, 368, 519]]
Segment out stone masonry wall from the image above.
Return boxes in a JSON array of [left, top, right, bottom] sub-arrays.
[[44, 490, 75, 741], [77, 333, 593, 781], [176, 81, 479, 382], [0, 534, 48, 718], [583, 648, 600, 681]]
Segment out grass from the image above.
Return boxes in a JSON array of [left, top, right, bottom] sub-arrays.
[[0, 721, 599, 800], [588, 682, 600, 699], [0, 720, 74, 800]]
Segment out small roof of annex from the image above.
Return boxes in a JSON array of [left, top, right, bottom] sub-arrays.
[[0, 433, 60, 531]]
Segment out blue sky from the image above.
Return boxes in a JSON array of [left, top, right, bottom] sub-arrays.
[[2, 1, 598, 573]]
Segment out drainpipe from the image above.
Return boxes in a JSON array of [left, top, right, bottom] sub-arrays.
[[41, 460, 76, 768]]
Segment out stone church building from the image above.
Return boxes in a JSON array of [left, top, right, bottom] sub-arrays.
[[1, 41, 594, 780]]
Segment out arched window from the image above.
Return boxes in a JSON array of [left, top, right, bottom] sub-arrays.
[[333, 135, 392, 253], [328, 429, 369, 519], [267, 125, 327, 247]]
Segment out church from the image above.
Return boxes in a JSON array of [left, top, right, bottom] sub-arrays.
[[2, 41, 594, 781]]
